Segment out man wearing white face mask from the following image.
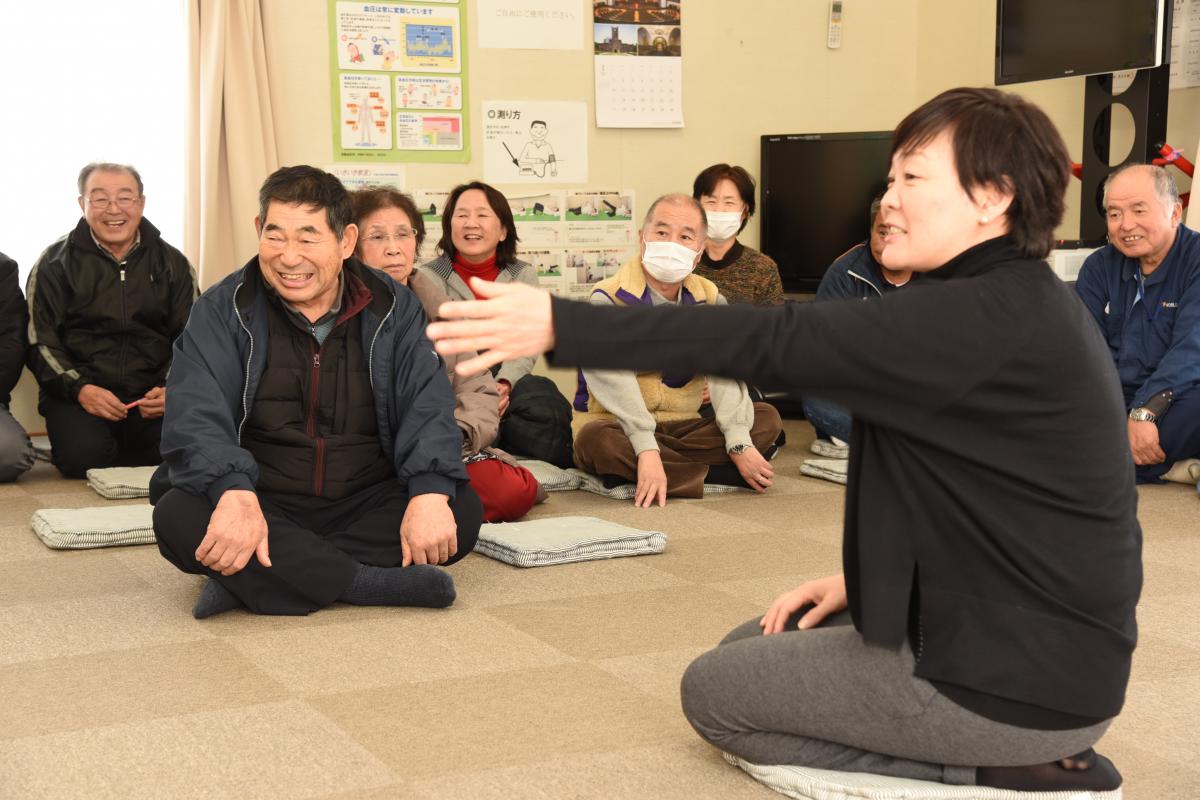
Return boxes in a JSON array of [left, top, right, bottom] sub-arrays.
[[692, 164, 784, 306], [570, 194, 783, 507]]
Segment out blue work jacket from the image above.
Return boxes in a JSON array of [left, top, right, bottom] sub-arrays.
[[1075, 225, 1200, 409]]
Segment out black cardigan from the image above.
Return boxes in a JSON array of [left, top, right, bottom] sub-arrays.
[[550, 237, 1142, 728]]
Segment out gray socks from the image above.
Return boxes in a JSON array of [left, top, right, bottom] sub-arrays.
[[192, 579, 244, 619], [338, 563, 457, 608]]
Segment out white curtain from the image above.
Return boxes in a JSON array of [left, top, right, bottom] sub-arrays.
[[186, 0, 280, 288]]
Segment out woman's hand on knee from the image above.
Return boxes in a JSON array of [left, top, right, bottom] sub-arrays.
[[760, 573, 847, 635]]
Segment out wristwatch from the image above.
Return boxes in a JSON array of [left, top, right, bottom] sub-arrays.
[[728, 443, 752, 455], [1128, 407, 1158, 423]]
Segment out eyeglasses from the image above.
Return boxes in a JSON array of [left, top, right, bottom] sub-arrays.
[[87, 194, 141, 211], [364, 230, 415, 245]]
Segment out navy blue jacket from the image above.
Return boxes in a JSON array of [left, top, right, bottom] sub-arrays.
[[816, 242, 912, 301], [1075, 225, 1200, 409], [152, 256, 465, 506]]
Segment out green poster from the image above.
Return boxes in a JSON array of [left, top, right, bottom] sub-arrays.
[[329, 0, 470, 163]]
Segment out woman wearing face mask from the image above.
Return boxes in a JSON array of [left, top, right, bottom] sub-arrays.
[[422, 181, 574, 468], [692, 164, 785, 306], [351, 187, 543, 522], [428, 88, 1139, 794]]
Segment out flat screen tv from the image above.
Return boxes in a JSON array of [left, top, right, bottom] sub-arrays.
[[760, 131, 892, 293], [995, 0, 1166, 85]]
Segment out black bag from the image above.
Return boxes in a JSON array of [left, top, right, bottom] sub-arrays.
[[497, 375, 574, 469]]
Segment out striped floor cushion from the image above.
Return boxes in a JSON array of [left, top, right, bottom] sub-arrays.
[[31, 504, 156, 550], [475, 515, 666, 567], [515, 459, 583, 492], [86, 466, 157, 499], [724, 754, 1121, 800], [799, 458, 848, 485], [572, 469, 746, 500]]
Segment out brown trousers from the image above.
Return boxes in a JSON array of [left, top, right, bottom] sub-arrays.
[[573, 402, 783, 498]]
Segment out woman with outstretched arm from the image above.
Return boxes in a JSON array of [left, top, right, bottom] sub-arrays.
[[427, 87, 1140, 795]]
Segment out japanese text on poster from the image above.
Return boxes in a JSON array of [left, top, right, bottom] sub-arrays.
[[478, 0, 584, 50], [483, 101, 589, 184], [329, 1, 470, 163]]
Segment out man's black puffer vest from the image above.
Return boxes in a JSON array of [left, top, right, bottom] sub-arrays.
[[241, 289, 393, 499]]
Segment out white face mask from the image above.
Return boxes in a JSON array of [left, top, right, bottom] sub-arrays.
[[642, 239, 699, 284], [706, 211, 743, 242]]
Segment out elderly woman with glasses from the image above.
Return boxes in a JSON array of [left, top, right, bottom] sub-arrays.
[[426, 88, 1140, 794], [350, 187, 541, 523]]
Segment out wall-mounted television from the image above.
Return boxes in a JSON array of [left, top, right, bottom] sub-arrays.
[[760, 131, 892, 293], [995, 0, 1166, 85]]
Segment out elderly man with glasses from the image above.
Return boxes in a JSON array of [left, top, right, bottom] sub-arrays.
[[26, 162, 197, 478]]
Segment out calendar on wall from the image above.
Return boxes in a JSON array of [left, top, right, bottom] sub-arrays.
[[592, 0, 684, 128]]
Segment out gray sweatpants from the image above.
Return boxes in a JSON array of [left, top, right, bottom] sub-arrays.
[[680, 611, 1111, 785], [0, 403, 34, 483]]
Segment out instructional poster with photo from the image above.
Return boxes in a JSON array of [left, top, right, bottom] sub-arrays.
[[329, 1, 470, 163], [483, 101, 589, 185], [412, 187, 636, 284], [509, 191, 567, 246], [526, 248, 567, 295], [592, 0, 683, 128], [564, 189, 636, 246]]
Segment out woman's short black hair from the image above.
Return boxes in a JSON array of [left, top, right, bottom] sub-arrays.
[[692, 163, 757, 217], [349, 186, 426, 252], [437, 181, 520, 267], [891, 87, 1069, 259], [692, 164, 757, 236]]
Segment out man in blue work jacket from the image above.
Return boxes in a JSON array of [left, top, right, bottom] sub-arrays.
[[1075, 164, 1200, 485]]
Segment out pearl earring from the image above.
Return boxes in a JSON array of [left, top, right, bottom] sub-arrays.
[[980, 216, 990, 224]]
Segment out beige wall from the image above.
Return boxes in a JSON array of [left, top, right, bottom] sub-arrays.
[[262, 0, 1196, 256], [262, 0, 920, 261], [12, 1, 1198, 429]]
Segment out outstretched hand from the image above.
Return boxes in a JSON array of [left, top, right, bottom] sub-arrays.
[[427, 278, 555, 376]]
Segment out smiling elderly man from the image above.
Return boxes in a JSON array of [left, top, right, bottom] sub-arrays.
[[26, 163, 197, 477], [149, 165, 481, 618], [1075, 164, 1200, 484], [571, 193, 782, 507]]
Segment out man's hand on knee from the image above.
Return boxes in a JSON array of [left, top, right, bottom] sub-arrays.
[[401, 493, 457, 566], [78, 384, 128, 421], [635, 449, 668, 508], [1128, 419, 1166, 465], [195, 489, 271, 576], [761, 573, 848, 634]]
